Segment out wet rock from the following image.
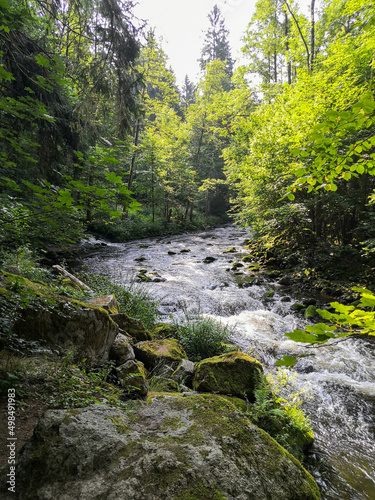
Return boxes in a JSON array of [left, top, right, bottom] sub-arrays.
[[14, 398, 320, 500], [180, 249, 191, 253], [263, 290, 275, 303], [223, 247, 237, 253], [193, 351, 264, 400], [278, 277, 292, 286], [134, 256, 146, 262], [134, 339, 187, 370], [203, 256, 216, 264], [109, 335, 135, 366], [231, 262, 244, 270], [241, 255, 253, 263], [303, 298, 317, 307], [305, 305, 317, 319], [111, 313, 153, 342], [281, 296, 291, 302], [167, 250, 176, 255], [291, 302, 305, 312]]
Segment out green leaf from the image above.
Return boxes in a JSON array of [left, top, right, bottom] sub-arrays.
[[35, 55, 51, 68], [275, 355, 297, 367]]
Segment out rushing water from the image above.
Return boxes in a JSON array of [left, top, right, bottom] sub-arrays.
[[81, 225, 375, 499]]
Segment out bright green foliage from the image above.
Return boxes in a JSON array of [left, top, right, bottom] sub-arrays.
[[282, 287, 375, 363]]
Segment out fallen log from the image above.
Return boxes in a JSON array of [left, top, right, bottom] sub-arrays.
[[52, 265, 91, 291]]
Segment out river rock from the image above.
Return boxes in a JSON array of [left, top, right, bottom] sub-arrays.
[[109, 335, 135, 366], [133, 339, 187, 370], [111, 313, 153, 342], [13, 397, 320, 500], [193, 351, 264, 400], [116, 359, 148, 397]]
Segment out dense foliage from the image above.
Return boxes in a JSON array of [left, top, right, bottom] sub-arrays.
[[1, 0, 375, 288]]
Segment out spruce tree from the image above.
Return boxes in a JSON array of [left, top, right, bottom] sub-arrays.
[[199, 4, 234, 78]]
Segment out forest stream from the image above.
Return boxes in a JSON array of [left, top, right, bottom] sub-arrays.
[[81, 225, 375, 500]]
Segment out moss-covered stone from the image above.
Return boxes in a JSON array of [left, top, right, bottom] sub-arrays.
[[109, 335, 135, 366], [151, 323, 180, 339], [193, 351, 264, 400], [291, 302, 305, 312], [2, 272, 118, 364], [111, 313, 153, 342], [13, 397, 320, 499], [305, 305, 317, 319], [117, 359, 148, 396], [134, 339, 187, 370], [241, 255, 253, 263]]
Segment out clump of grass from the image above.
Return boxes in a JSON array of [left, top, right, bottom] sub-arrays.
[[79, 273, 160, 330], [177, 314, 231, 362]]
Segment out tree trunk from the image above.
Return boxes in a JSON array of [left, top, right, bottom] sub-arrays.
[[310, 0, 316, 72]]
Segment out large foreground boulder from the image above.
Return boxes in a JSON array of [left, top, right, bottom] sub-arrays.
[[193, 351, 264, 400], [13, 395, 320, 500]]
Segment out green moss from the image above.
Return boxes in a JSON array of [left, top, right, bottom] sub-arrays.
[[173, 481, 226, 500], [193, 352, 264, 400], [107, 416, 131, 435], [134, 339, 187, 369], [305, 305, 317, 319]]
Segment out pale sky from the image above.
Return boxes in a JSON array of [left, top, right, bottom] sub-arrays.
[[133, 1, 313, 88]]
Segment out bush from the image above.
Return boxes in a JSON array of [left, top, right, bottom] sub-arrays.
[[177, 316, 231, 362]]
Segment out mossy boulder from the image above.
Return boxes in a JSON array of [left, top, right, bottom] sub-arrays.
[[193, 352, 264, 400], [110, 313, 153, 342], [133, 339, 187, 370], [2, 272, 118, 364], [109, 335, 135, 366], [13, 397, 320, 499], [241, 254, 253, 263], [116, 359, 148, 397], [305, 305, 317, 319], [151, 322, 180, 339], [291, 302, 305, 312]]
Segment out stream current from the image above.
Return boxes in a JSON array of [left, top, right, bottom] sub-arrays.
[[81, 225, 375, 499]]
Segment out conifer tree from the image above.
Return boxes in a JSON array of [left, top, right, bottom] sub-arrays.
[[199, 4, 234, 78]]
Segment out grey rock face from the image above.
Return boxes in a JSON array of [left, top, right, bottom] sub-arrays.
[[110, 335, 135, 366], [15, 396, 320, 500], [13, 302, 118, 364]]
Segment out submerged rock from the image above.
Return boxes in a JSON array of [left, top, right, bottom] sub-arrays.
[[193, 352, 264, 400], [14, 396, 320, 499]]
